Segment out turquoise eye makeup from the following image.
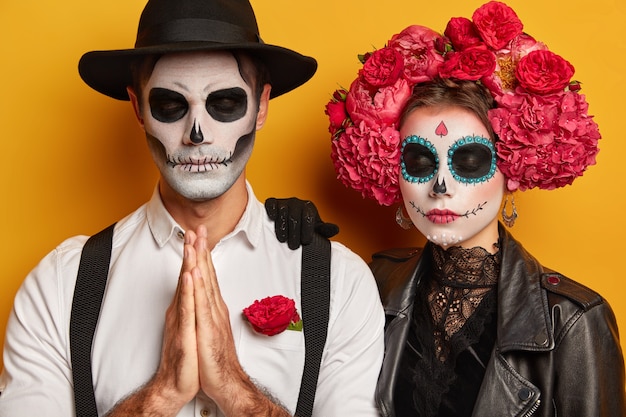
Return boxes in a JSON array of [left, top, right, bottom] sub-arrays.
[[448, 136, 496, 184], [401, 135, 496, 184], [401, 135, 439, 183]]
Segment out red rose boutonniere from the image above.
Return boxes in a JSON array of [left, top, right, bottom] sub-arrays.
[[243, 295, 302, 336]]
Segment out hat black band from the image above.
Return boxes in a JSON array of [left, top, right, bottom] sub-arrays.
[[135, 18, 262, 48]]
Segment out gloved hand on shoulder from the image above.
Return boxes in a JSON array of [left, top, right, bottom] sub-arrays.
[[265, 197, 339, 250]]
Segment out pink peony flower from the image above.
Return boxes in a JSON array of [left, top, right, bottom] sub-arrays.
[[490, 89, 600, 191], [472, 1, 523, 50], [360, 47, 404, 88], [508, 33, 548, 62], [439, 47, 496, 81], [345, 76, 412, 128], [481, 33, 548, 97], [331, 121, 402, 205], [325, 89, 349, 135], [444, 17, 484, 51], [388, 25, 445, 84], [516, 50, 575, 95]]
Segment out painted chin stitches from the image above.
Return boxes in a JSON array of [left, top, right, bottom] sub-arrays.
[[166, 153, 233, 172], [427, 233, 463, 247]]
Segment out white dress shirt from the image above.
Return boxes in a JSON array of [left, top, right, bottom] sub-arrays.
[[0, 182, 384, 417]]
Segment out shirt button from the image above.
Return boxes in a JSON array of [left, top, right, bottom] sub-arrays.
[[200, 409, 210, 417], [177, 230, 185, 240]]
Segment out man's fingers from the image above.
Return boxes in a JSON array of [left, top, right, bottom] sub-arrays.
[[192, 225, 223, 301], [204, 248, 222, 299], [185, 230, 197, 246], [193, 227, 209, 283], [159, 269, 200, 402], [178, 271, 196, 330], [191, 267, 208, 320], [180, 230, 198, 277]]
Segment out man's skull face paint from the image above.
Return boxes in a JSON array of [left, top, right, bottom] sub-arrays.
[[140, 51, 259, 201], [399, 106, 505, 250]]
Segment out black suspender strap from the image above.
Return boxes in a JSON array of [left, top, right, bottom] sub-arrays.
[[70, 226, 331, 417], [294, 233, 331, 417], [70, 223, 116, 417]]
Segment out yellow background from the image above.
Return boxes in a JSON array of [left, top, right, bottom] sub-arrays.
[[1, 0, 625, 371]]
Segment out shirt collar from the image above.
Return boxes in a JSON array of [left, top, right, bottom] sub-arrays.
[[145, 181, 263, 249], [220, 180, 263, 249], [146, 186, 184, 248]]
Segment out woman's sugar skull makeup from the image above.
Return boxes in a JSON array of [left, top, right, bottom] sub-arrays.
[[399, 106, 505, 249], [138, 51, 262, 201]]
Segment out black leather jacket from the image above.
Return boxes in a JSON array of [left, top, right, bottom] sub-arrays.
[[371, 226, 625, 416]]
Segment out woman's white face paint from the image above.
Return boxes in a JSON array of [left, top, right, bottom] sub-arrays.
[[399, 106, 505, 250], [140, 51, 259, 201]]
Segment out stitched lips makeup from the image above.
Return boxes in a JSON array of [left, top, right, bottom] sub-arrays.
[[166, 155, 234, 172]]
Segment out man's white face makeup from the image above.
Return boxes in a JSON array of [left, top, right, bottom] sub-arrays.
[[399, 106, 505, 250], [140, 51, 259, 201]]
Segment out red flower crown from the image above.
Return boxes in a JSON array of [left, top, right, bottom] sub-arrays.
[[325, 1, 601, 206]]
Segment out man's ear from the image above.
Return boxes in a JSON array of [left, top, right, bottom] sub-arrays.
[[255, 84, 271, 130], [127, 86, 144, 128]]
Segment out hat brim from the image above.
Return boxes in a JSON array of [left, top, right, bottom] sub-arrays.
[[78, 41, 317, 100]]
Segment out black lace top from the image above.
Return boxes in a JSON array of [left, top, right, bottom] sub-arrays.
[[393, 242, 501, 417]]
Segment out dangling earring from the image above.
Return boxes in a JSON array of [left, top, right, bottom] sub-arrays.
[[395, 206, 413, 230], [501, 194, 518, 227]]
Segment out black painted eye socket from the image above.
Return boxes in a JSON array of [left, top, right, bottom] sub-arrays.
[[206, 87, 248, 122], [402, 143, 438, 179], [449, 142, 496, 181], [149, 88, 188, 123]]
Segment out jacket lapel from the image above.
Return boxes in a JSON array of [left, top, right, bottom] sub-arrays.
[[496, 225, 554, 353]]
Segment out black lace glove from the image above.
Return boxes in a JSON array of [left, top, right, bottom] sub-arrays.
[[265, 197, 339, 250]]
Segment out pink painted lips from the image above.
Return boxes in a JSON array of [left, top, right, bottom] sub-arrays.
[[426, 209, 459, 224]]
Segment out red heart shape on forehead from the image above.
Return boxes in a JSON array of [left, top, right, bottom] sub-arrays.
[[435, 121, 448, 137]]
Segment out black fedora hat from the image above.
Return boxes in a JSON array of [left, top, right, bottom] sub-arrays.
[[78, 0, 317, 100]]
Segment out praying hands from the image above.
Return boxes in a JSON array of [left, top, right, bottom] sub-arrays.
[[105, 227, 291, 417]]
